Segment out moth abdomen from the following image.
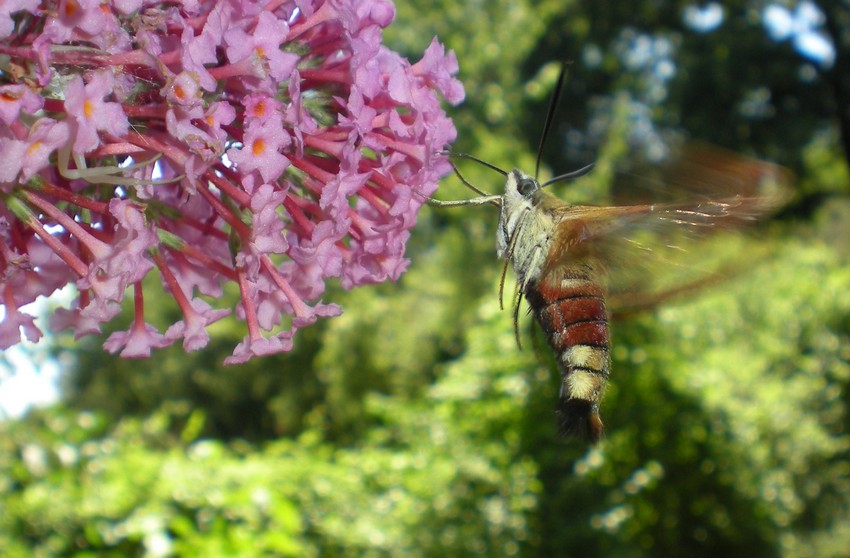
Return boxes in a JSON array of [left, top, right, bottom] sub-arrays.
[[556, 398, 605, 442], [524, 269, 611, 443]]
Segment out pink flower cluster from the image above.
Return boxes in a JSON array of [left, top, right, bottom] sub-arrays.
[[0, 0, 463, 363]]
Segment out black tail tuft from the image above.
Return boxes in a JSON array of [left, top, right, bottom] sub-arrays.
[[556, 398, 604, 443]]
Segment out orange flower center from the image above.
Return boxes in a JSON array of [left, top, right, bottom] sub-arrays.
[[64, 0, 79, 17]]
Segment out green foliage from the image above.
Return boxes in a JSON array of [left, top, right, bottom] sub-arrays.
[[0, 371, 539, 557], [0, 405, 305, 557], [5, 0, 850, 556]]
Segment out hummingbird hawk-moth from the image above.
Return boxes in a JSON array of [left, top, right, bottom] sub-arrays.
[[429, 65, 786, 442]]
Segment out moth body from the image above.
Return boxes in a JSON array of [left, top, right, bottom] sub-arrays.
[[497, 169, 610, 442]]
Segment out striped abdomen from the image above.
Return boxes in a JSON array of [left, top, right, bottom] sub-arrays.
[[524, 265, 610, 442]]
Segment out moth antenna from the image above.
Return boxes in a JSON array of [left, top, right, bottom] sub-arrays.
[[540, 162, 596, 188], [535, 61, 570, 180], [442, 151, 508, 176], [448, 160, 495, 197]]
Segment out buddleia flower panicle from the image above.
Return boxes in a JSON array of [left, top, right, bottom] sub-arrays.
[[0, 0, 463, 363]]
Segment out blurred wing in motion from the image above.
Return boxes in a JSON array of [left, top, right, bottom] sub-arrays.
[[610, 141, 793, 213], [556, 143, 794, 315]]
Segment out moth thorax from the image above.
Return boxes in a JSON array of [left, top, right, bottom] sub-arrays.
[[498, 199, 554, 289]]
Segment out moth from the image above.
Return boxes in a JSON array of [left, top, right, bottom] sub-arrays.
[[429, 65, 786, 442]]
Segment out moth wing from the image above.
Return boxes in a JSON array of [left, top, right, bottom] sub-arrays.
[[610, 141, 794, 209], [544, 196, 771, 315]]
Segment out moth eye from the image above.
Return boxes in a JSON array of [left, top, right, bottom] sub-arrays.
[[518, 178, 537, 196]]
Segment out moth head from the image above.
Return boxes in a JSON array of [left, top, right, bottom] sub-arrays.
[[506, 169, 541, 201]]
